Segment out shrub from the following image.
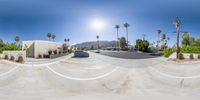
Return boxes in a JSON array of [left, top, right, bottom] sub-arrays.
[[181, 46, 200, 53], [10, 56, 15, 61], [4, 55, 9, 60], [48, 50, 52, 55], [53, 50, 57, 55], [189, 54, 194, 59], [164, 48, 174, 58], [43, 54, 50, 58], [198, 55, 200, 59], [135, 39, 149, 52], [178, 53, 184, 60], [18, 56, 24, 63], [38, 54, 42, 58], [58, 51, 61, 54]]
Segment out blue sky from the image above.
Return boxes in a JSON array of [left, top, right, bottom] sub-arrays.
[[0, 0, 199, 46]]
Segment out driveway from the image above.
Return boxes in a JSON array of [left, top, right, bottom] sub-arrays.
[[0, 52, 199, 100]]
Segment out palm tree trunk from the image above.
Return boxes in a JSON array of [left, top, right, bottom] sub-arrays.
[[97, 39, 100, 52], [126, 28, 128, 49], [117, 29, 119, 48], [176, 28, 180, 59]]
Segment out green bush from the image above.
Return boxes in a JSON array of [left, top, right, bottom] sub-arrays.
[[164, 48, 174, 57], [10, 56, 15, 61], [38, 54, 42, 58], [198, 55, 200, 59], [48, 50, 52, 55], [0, 43, 20, 53], [181, 46, 200, 53], [178, 53, 184, 60], [53, 50, 57, 54], [4, 55, 9, 60], [135, 39, 150, 52], [18, 56, 24, 63], [189, 54, 194, 59]]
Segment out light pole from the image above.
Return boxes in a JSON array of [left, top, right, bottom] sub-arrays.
[[96, 35, 100, 53]]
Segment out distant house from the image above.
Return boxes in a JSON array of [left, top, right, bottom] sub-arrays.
[[22, 40, 63, 58]]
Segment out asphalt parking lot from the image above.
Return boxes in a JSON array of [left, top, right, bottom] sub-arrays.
[[0, 52, 199, 100]]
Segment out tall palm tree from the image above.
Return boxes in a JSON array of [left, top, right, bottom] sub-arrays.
[[174, 17, 181, 59], [115, 25, 120, 48], [124, 22, 130, 49], [142, 34, 146, 40], [166, 37, 170, 46], [162, 34, 166, 44], [156, 29, 162, 48], [52, 34, 56, 41], [67, 38, 70, 44], [182, 32, 190, 46], [64, 38, 67, 44], [96, 35, 100, 52], [47, 33, 52, 41], [15, 36, 20, 44]]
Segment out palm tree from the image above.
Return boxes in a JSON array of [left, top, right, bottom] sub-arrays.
[[64, 38, 70, 44], [96, 35, 100, 52], [166, 37, 170, 46], [64, 38, 67, 44], [156, 29, 162, 48], [67, 38, 70, 44], [52, 34, 56, 41], [142, 34, 146, 40], [115, 25, 120, 48], [182, 32, 190, 46], [15, 36, 20, 44], [174, 17, 181, 59], [161, 34, 167, 49], [47, 33, 52, 41], [162, 34, 166, 44], [124, 22, 130, 49]]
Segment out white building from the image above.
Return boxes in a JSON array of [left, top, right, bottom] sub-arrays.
[[22, 40, 63, 58]]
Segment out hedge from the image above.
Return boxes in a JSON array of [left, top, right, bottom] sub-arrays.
[[181, 46, 200, 54]]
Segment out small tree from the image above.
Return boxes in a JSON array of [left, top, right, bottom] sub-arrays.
[[119, 37, 127, 50], [135, 39, 150, 52]]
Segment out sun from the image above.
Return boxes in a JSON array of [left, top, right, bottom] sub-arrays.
[[90, 19, 105, 30]]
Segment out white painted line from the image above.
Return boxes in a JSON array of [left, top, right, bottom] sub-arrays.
[[0, 66, 19, 77], [149, 66, 200, 79], [46, 65, 119, 81]]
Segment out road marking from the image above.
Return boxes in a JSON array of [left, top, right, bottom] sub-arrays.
[[46, 65, 119, 81], [0, 66, 19, 77]]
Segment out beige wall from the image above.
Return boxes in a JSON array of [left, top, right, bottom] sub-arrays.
[[22, 41, 34, 57], [23, 40, 63, 58], [3, 51, 26, 61]]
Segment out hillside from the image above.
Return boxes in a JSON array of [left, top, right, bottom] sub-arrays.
[[73, 41, 118, 50]]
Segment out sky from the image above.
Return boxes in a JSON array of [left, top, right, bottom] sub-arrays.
[[0, 0, 199, 46]]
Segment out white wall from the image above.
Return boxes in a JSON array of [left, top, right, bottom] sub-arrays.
[[22, 40, 64, 58], [3, 51, 26, 61], [34, 40, 63, 58]]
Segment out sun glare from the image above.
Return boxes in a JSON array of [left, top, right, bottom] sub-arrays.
[[91, 19, 105, 30]]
